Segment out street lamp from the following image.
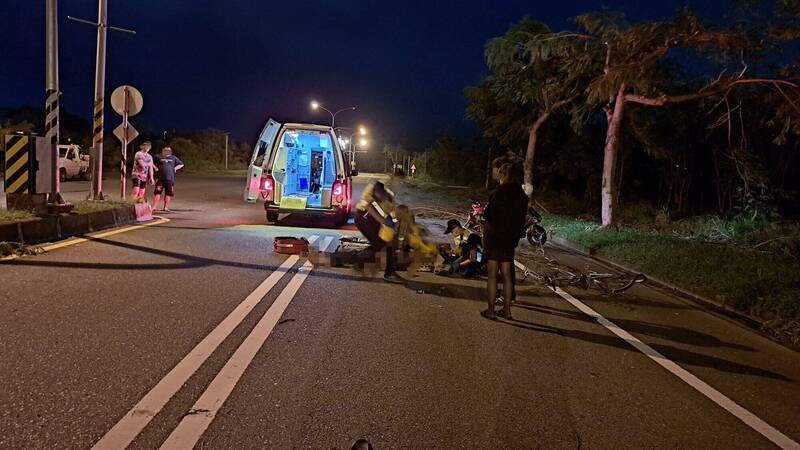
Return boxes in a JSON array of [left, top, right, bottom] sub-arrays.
[[332, 125, 370, 167], [309, 100, 356, 129], [351, 137, 370, 168]]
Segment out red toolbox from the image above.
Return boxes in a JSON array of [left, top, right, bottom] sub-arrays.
[[274, 236, 310, 254]]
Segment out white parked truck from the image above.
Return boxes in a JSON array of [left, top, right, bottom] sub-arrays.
[[58, 144, 91, 181]]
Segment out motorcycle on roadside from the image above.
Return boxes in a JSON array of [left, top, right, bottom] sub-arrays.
[[465, 202, 547, 249], [465, 201, 485, 233], [524, 206, 547, 248]]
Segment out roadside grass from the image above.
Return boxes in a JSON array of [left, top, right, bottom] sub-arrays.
[[403, 173, 444, 190], [71, 199, 134, 214], [0, 200, 134, 223], [0, 241, 41, 257], [0, 209, 36, 224], [402, 175, 488, 207], [544, 214, 800, 341]]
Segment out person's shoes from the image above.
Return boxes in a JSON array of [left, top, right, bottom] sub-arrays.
[[383, 272, 404, 283], [480, 309, 497, 321], [499, 310, 513, 320], [163, 208, 171, 212], [494, 296, 505, 306]]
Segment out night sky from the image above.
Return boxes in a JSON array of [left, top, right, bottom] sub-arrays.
[[2, 0, 728, 148]]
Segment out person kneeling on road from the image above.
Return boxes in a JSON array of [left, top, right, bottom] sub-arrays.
[[152, 147, 184, 212], [354, 180, 402, 283], [442, 219, 483, 277]]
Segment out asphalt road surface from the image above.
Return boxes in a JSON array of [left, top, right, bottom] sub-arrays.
[[1, 173, 799, 449]]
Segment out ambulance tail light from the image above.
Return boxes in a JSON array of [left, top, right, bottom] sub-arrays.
[[261, 176, 274, 191], [262, 175, 275, 201], [332, 181, 344, 205]]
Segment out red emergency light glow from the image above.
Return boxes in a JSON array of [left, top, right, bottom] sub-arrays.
[[262, 176, 274, 191]]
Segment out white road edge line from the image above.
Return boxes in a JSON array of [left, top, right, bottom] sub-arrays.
[[0, 217, 170, 261], [551, 285, 799, 450], [91, 255, 300, 450], [159, 260, 314, 450]]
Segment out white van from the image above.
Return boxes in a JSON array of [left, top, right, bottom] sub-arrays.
[[244, 119, 354, 225]]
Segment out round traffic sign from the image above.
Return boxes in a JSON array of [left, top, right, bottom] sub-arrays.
[[110, 85, 144, 116]]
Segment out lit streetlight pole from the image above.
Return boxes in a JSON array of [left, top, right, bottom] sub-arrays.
[[351, 127, 368, 167], [310, 101, 356, 129], [353, 137, 369, 168], [334, 125, 369, 168]]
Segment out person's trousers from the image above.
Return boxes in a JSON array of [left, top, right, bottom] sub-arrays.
[[354, 211, 396, 275]]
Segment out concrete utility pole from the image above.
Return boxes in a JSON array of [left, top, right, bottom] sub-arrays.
[[67, 1, 135, 200], [45, 0, 64, 205], [90, 0, 108, 200], [224, 132, 230, 170]]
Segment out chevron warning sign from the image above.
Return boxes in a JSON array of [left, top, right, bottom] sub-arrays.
[[4, 134, 33, 194]]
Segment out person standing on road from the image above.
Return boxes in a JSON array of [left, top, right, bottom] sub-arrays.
[[482, 162, 528, 320], [152, 147, 184, 212], [488, 155, 522, 304], [354, 180, 402, 282], [131, 141, 155, 203]]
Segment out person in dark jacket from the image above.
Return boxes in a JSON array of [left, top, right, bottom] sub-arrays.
[[482, 162, 528, 320], [354, 180, 402, 282], [490, 155, 522, 303]]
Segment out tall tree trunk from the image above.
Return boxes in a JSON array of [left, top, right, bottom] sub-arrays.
[[523, 112, 550, 197], [601, 85, 627, 227], [613, 143, 626, 207]]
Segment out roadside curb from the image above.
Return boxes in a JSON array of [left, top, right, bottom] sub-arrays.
[[546, 234, 766, 329], [0, 204, 153, 247]]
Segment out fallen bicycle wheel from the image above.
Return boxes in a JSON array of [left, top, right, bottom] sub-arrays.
[[592, 273, 647, 294]]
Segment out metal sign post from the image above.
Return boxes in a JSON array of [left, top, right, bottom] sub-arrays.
[[67, 2, 135, 200], [111, 85, 143, 199]]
